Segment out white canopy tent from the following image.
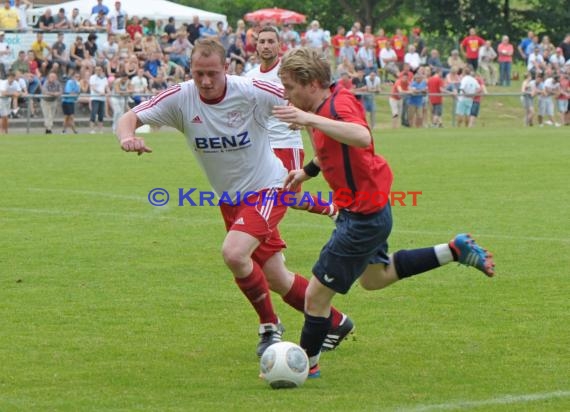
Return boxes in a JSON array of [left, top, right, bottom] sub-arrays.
[[28, 0, 227, 27]]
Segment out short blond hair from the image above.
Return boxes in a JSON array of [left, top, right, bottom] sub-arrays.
[[191, 38, 226, 66], [279, 47, 331, 89]]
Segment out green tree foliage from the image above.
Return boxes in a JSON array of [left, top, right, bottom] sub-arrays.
[[519, 0, 570, 43], [415, 0, 504, 39], [179, 0, 411, 33], [180, 0, 569, 44]]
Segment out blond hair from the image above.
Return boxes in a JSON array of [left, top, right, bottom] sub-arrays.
[[191, 38, 226, 66], [279, 47, 331, 89]]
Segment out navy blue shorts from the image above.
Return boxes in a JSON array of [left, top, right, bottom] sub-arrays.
[[62, 102, 75, 116], [312, 204, 392, 294]]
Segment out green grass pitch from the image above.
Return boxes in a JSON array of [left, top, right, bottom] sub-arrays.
[[1, 126, 569, 411]]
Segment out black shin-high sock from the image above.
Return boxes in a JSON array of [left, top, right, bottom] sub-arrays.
[[300, 313, 331, 360], [393, 247, 441, 279]]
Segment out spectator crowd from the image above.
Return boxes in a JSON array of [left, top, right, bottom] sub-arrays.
[[0, 0, 568, 134]]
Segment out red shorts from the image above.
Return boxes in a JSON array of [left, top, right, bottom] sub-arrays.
[[219, 188, 288, 266], [273, 148, 304, 193]]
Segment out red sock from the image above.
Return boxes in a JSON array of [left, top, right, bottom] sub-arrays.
[[234, 262, 278, 325], [282, 273, 306, 312], [330, 306, 343, 329], [283, 274, 343, 328], [307, 195, 338, 216]]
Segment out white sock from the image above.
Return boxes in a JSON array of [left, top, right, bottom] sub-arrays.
[[309, 353, 320, 369], [434, 243, 454, 265]]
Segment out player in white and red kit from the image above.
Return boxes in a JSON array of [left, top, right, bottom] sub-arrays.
[[245, 26, 338, 220], [116, 39, 352, 357]]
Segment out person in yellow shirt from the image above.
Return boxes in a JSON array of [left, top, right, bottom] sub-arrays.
[[0, 1, 20, 30], [30, 32, 52, 75]]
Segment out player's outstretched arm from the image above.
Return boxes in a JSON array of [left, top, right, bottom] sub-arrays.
[[116, 111, 152, 156], [273, 105, 371, 147], [285, 157, 321, 190]]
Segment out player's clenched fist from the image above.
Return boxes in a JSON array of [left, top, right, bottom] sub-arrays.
[[120, 137, 153, 156]]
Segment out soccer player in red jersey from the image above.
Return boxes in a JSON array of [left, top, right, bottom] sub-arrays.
[[275, 47, 495, 378]]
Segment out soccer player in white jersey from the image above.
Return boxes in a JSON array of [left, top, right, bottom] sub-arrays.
[[115, 39, 353, 357], [245, 26, 339, 220]]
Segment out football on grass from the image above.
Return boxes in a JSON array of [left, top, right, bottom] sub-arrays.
[[259, 341, 309, 389]]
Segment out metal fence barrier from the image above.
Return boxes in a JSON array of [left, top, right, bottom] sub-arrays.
[[5, 91, 561, 133]]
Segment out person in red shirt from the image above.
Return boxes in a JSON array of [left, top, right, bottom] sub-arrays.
[[460, 27, 485, 71], [345, 32, 361, 53], [275, 46, 496, 378], [397, 62, 413, 126], [126, 15, 143, 40], [375, 27, 389, 57], [391, 28, 408, 64], [497, 35, 514, 86], [331, 26, 346, 67], [427, 67, 446, 127], [389, 71, 410, 128]]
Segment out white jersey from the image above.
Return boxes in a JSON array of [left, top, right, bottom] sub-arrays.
[[245, 60, 303, 149], [133, 76, 288, 202], [458, 75, 479, 102]]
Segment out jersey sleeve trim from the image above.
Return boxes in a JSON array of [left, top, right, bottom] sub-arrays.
[[132, 84, 182, 113], [252, 79, 284, 98]]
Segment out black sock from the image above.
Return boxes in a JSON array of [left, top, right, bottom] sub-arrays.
[[300, 313, 331, 358], [393, 247, 441, 279]]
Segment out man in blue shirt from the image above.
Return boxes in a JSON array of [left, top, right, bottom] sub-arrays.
[[62, 70, 81, 134], [91, 0, 109, 15], [198, 20, 218, 38], [518, 30, 534, 63]]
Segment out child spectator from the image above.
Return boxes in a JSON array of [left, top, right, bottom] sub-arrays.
[[408, 71, 427, 127], [62, 70, 81, 134], [427, 67, 446, 127], [389, 71, 410, 128]]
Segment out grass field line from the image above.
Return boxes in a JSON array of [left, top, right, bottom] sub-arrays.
[[397, 389, 570, 411], [27, 187, 148, 202], [284, 221, 570, 244], [0, 207, 203, 224], [3, 205, 569, 244], [392, 228, 570, 244]]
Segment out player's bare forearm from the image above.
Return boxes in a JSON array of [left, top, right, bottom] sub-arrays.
[[116, 111, 142, 142], [273, 105, 371, 147], [116, 111, 152, 155], [304, 113, 371, 147]]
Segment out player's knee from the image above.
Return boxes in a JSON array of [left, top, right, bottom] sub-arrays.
[[304, 293, 319, 313], [221, 245, 249, 271]]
